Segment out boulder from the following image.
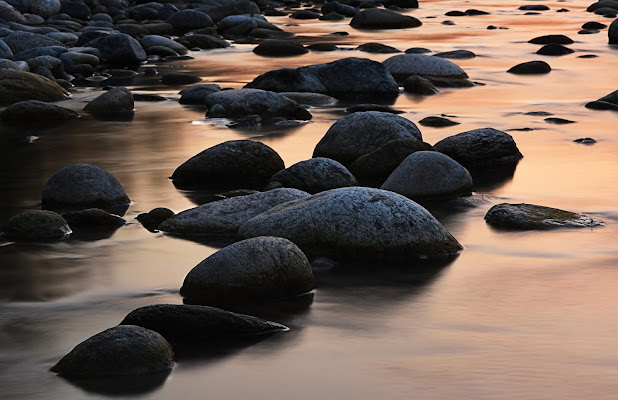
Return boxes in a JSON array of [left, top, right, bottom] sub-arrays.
[[1, 100, 79, 122], [178, 83, 222, 104], [266, 157, 358, 194], [0, 69, 69, 105], [0, 40, 13, 60], [141, 35, 188, 55], [356, 43, 401, 53], [160, 72, 202, 85], [120, 304, 288, 342], [253, 40, 308, 57], [382, 54, 468, 82], [536, 43, 574, 55], [166, 10, 214, 34], [87, 33, 147, 65], [1, 210, 71, 241], [30, 0, 61, 18], [170, 140, 285, 189], [62, 208, 125, 228], [321, 1, 358, 17], [528, 34, 574, 44], [350, 8, 422, 29], [50, 325, 174, 377], [433, 127, 523, 168], [485, 203, 604, 230], [403, 75, 440, 95], [289, 10, 320, 19], [313, 111, 422, 166], [136, 207, 175, 231], [84, 87, 134, 117], [41, 163, 130, 212], [217, 14, 282, 39], [0, 1, 26, 23], [0, 59, 20, 70], [507, 60, 551, 74], [418, 116, 459, 127], [381, 151, 473, 200], [206, 0, 261, 23], [2, 31, 64, 54], [433, 49, 476, 59], [158, 188, 309, 236], [610, 18, 618, 44], [238, 187, 463, 262]]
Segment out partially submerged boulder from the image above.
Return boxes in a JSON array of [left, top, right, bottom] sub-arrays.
[[2, 210, 71, 241], [266, 157, 358, 194], [350, 8, 422, 29], [84, 87, 134, 118], [0, 69, 69, 105], [62, 208, 125, 228], [485, 203, 604, 230], [136, 208, 175, 232], [1, 100, 79, 123], [382, 54, 468, 82], [86, 33, 147, 65]]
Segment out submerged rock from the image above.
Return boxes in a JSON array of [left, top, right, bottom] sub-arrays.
[[180, 236, 314, 305], [253, 40, 308, 57], [266, 157, 358, 194], [62, 208, 125, 228], [350, 8, 422, 29], [382, 53, 468, 82], [507, 60, 551, 74], [403, 75, 440, 95], [84, 87, 134, 117], [2, 210, 71, 241], [0, 69, 69, 105], [485, 203, 604, 230], [202, 89, 311, 121]]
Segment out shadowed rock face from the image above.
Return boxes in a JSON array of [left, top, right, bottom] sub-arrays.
[[0, 69, 69, 106], [484, 203, 605, 230]]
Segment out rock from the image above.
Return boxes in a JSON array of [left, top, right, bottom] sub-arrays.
[[217, 15, 282, 39], [266, 157, 358, 194], [178, 84, 221, 104], [350, 8, 422, 29], [544, 117, 575, 124], [307, 43, 339, 51], [289, 9, 320, 19], [13, 46, 68, 62], [0, 59, 20, 70], [238, 187, 463, 262], [405, 47, 432, 53], [0, 1, 26, 23], [62, 208, 125, 228], [583, 21, 607, 29], [245, 57, 399, 101], [280, 92, 336, 106], [84, 87, 134, 117], [403, 75, 440, 95], [313, 111, 422, 166], [177, 34, 229, 50], [42, 163, 130, 212], [348, 138, 433, 180], [2, 31, 64, 54], [573, 137, 596, 144], [59, 0, 90, 19], [253, 40, 308, 56], [465, 8, 489, 15], [528, 34, 574, 44], [587, 0, 618, 12], [166, 10, 214, 34], [1, 210, 71, 241], [26, 56, 65, 79], [419, 116, 459, 127], [519, 4, 549, 11], [382, 53, 468, 82], [141, 35, 188, 55], [136, 207, 175, 231], [433, 127, 523, 168], [610, 18, 618, 44], [585, 100, 618, 111], [202, 89, 311, 121], [179, 236, 314, 305], [445, 10, 466, 16], [507, 60, 551, 74], [0, 69, 68, 105], [356, 43, 401, 53], [30, 0, 61, 18], [1, 100, 79, 123], [160, 72, 202, 85], [536, 43, 574, 55], [0, 40, 13, 60], [87, 33, 147, 65], [381, 151, 472, 200], [595, 6, 617, 15], [433, 49, 476, 59], [206, 0, 260, 23], [120, 304, 288, 342], [321, 1, 358, 17], [159, 188, 309, 236], [485, 203, 604, 230], [170, 140, 285, 190], [345, 104, 403, 114], [50, 326, 174, 378]]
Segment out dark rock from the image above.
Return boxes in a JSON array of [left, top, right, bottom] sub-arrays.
[[178, 84, 222, 104], [289, 9, 320, 19], [84, 87, 134, 117], [166, 10, 214, 34], [507, 60, 551, 74], [2, 210, 71, 241], [1, 100, 79, 123], [50, 325, 174, 377], [544, 117, 575, 124], [0, 1, 26, 23], [433, 49, 476, 59], [579, 29, 600, 35], [587, 1, 618, 13], [573, 137, 596, 144], [519, 5, 549, 11], [253, 40, 308, 56], [350, 8, 422, 29], [177, 34, 228, 50], [403, 75, 440, 95], [160, 72, 202, 85], [528, 34, 574, 44], [136, 207, 175, 231], [25, 55, 65, 79], [585, 100, 618, 111], [238, 187, 463, 262], [419, 116, 459, 127], [87, 33, 147, 65], [485, 203, 604, 230], [0, 40, 13, 60], [266, 157, 358, 194], [536, 43, 574, 55], [442, 20, 456, 25], [345, 104, 403, 113], [217, 15, 281, 39], [62, 208, 126, 228], [249, 28, 295, 39], [159, 189, 309, 236], [141, 35, 188, 55], [0, 69, 69, 105], [595, 6, 617, 16], [322, 1, 358, 17], [313, 111, 422, 166], [0, 59, 20, 70], [610, 18, 618, 43], [319, 11, 347, 20], [280, 92, 336, 106], [213, 189, 260, 200], [59, 0, 90, 20], [2, 31, 64, 54], [583, 21, 607, 29], [381, 151, 472, 200], [170, 140, 285, 190], [465, 9, 490, 15], [383, 53, 468, 82], [356, 42, 401, 53], [206, 0, 261, 23], [445, 10, 466, 16], [405, 47, 431, 53], [133, 93, 167, 102]]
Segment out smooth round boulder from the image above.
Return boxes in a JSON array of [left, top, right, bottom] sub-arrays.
[[217, 14, 282, 39], [485, 203, 604, 230], [178, 84, 222, 104], [86, 33, 147, 65], [179, 236, 314, 305], [84, 87, 134, 117], [62, 208, 125, 228], [322, 1, 358, 17], [0, 69, 69, 106], [610, 18, 618, 44], [50, 325, 174, 377], [2, 210, 71, 241], [433, 50, 476, 59], [1, 100, 79, 123], [266, 157, 358, 194], [136, 207, 175, 231], [141, 35, 188, 55], [42, 163, 130, 211], [418, 116, 459, 127], [166, 9, 214, 34], [238, 187, 463, 262], [0, 1, 26, 23], [170, 140, 285, 189], [30, 0, 61, 18], [382, 53, 468, 82], [507, 60, 551, 74], [356, 43, 401, 54], [158, 188, 309, 236], [536, 43, 574, 55], [313, 111, 422, 166], [381, 151, 473, 200], [350, 8, 422, 29], [2, 32, 64, 54], [0, 41, 13, 59], [403, 75, 440, 95], [253, 40, 308, 57], [528, 34, 574, 44], [433, 127, 523, 168]]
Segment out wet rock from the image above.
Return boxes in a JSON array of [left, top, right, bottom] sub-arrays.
[[84, 87, 134, 117], [1, 210, 71, 241], [587, 0, 618, 12], [586, 89, 618, 110], [202, 89, 311, 121], [87, 33, 147, 65], [238, 187, 462, 262], [62, 208, 125, 228], [519, 5, 549, 11], [313, 111, 422, 166], [321, 1, 358, 17], [170, 140, 285, 190], [433, 127, 523, 168], [405, 47, 432, 53], [610, 18, 618, 44], [381, 151, 473, 200], [544, 117, 575, 124], [178, 83, 222, 104], [217, 15, 282, 39], [50, 325, 174, 377], [433, 49, 476, 59], [42, 163, 130, 212], [253, 40, 308, 56], [573, 137, 596, 144], [180, 236, 313, 305], [445, 10, 466, 16], [2, 31, 64, 54], [120, 304, 288, 342], [136, 207, 175, 231], [206, 0, 261, 23], [419, 116, 459, 127], [177, 34, 229, 50], [30, 0, 61, 18], [290, 9, 320, 19], [1, 100, 79, 123], [403, 75, 440, 95], [382, 53, 468, 82], [583, 21, 607, 29], [0, 69, 69, 105], [160, 72, 202, 85], [485, 203, 604, 230], [166, 10, 214, 34], [594, 6, 617, 16], [158, 188, 309, 236], [465, 9, 490, 15], [356, 43, 401, 53], [0, 1, 26, 23], [345, 104, 403, 114], [141, 35, 188, 55], [536, 43, 574, 55], [507, 60, 551, 74], [280, 92, 336, 106], [307, 43, 339, 51], [350, 8, 422, 29], [528, 34, 574, 44], [266, 157, 358, 194]]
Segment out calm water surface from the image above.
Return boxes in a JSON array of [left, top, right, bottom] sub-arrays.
[[2, 0, 618, 398]]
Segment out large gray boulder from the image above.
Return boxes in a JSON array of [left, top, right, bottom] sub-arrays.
[[179, 236, 314, 305], [266, 157, 358, 194], [2, 31, 64, 54], [2, 210, 71, 241], [86, 33, 147, 65], [1, 100, 79, 122], [433, 127, 523, 168], [381, 151, 473, 200], [350, 8, 422, 30], [41, 163, 130, 212], [0, 69, 69, 105], [84, 87, 134, 117], [313, 111, 422, 166], [170, 140, 285, 189], [238, 187, 463, 262], [50, 325, 174, 377], [120, 304, 288, 342], [382, 54, 468, 82], [158, 188, 310, 236], [203, 89, 312, 121], [30, 0, 61, 18], [485, 203, 604, 230]]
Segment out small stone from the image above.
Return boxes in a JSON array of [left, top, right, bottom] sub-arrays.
[[62, 208, 125, 228], [573, 137, 596, 144], [507, 60, 551, 74], [418, 116, 459, 127], [544, 117, 575, 124]]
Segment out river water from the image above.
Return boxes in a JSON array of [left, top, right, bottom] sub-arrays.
[[2, 0, 618, 398]]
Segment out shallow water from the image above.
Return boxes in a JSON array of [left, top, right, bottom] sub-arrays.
[[2, 0, 618, 398]]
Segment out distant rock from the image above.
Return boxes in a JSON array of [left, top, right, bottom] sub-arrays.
[[217, 15, 282, 39], [289, 9, 320, 19], [322, 1, 358, 17], [356, 43, 401, 54], [528, 34, 574, 44], [573, 137, 596, 144], [166, 9, 214, 34], [253, 40, 308, 57], [419, 116, 459, 127], [433, 49, 476, 59], [178, 84, 222, 105], [507, 60, 551, 74], [267, 157, 358, 194], [544, 117, 575, 124], [382, 53, 469, 82], [0, 69, 69, 105], [1, 100, 79, 123], [87, 33, 147, 65], [350, 8, 422, 29], [536, 43, 574, 55], [2, 210, 71, 241], [485, 203, 604, 230], [585, 89, 618, 111]]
